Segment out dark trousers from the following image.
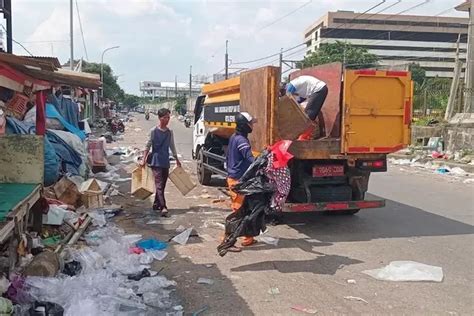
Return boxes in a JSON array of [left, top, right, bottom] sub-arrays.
[[152, 167, 169, 210], [305, 85, 328, 121]]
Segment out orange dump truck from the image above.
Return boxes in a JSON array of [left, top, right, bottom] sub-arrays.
[[192, 62, 412, 214]]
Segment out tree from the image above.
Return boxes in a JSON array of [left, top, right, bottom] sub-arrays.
[[122, 94, 141, 108], [408, 63, 426, 88], [82, 61, 125, 101], [299, 41, 378, 69], [174, 95, 187, 115]]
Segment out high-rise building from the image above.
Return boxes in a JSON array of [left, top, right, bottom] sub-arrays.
[[304, 11, 469, 77]]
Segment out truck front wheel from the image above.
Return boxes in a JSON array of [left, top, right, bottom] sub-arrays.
[[197, 149, 212, 185]]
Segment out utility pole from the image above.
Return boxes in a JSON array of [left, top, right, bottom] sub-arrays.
[[189, 65, 192, 98], [446, 34, 462, 120], [4, 0, 12, 53], [70, 0, 74, 70], [225, 40, 229, 79], [464, 2, 474, 113], [175, 75, 178, 97]]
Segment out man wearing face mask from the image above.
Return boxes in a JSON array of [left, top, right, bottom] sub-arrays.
[[225, 112, 257, 250]]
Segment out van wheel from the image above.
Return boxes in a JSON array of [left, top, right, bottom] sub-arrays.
[[197, 149, 212, 185]]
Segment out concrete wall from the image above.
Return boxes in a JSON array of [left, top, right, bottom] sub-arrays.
[[444, 126, 474, 153]]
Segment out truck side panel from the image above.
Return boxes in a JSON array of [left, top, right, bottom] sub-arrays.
[[342, 70, 412, 154]]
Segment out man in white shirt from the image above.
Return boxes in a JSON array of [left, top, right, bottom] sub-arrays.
[[286, 75, 328, 121]]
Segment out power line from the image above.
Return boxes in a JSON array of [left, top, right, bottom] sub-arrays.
[[257, 0, 312, 33], [0, 24, 33, 56], [75, 0, 89, 61], [232, 43, 305, 65]]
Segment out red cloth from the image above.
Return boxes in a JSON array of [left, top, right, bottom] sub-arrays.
[[35, 90, 46, 135], [270, 140, 294, 168]]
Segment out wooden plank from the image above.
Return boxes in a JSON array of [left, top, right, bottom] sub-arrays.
[[202, 77, 240, 95], [276, 95, 312, 140], [0, 135, 44, 184], [240, 66, 280, 151]]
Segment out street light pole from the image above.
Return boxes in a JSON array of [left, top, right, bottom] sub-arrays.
[[100, 46, 120, 98]]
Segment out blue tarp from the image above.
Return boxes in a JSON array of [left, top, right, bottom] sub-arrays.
[[47, 93, 80, 129], [45, 103, 86, 140]]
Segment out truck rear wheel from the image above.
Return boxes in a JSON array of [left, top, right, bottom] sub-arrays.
[[197, 149, 212, 185]]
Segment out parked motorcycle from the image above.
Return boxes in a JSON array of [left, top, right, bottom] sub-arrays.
[[107, 118, 125, 135]]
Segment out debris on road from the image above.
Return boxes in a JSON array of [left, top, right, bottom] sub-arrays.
[[291, 305, 318, 314], [363, 261, 444, 282], [197, 277, 214, 285], [344, 296, 369, 304], [268, 287, 280, 295], [171, 228, 193, 245], [347, 279, 357, 284], [257, 235, 279, 246]]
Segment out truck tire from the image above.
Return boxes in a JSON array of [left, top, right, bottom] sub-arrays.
[[197, 149, 212, 185]]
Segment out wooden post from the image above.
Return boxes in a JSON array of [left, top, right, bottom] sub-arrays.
[[35, 90, 46, 135]]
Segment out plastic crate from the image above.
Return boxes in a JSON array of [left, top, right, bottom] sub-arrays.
[[6, 93, 29, 119]]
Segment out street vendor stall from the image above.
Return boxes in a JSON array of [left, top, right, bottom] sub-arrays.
[[0, 52, 100, 270]]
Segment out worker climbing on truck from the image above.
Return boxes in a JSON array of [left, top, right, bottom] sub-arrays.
[[286, 75, 328, 140], [225, 112, 257, 251]]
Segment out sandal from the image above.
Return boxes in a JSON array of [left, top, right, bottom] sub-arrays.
[[161, 209, 169, 217]]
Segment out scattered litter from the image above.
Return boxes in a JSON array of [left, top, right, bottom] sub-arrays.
[[436, 167, 450, 174], [197, 278, 214, 285], [127, 268, 151, 281], [122, 234, 143, 245], [174, 305, 184, 311], [192, 305, 210, 316], [200, 194, 212, 199], [88, 210, 107, 227], [268, 287, 280, 295], [291, 305, 318, 314], [257, 236, 279, 246], [139, 253, 154, 265], [205, 264, 213, 268], [347, 279, 356, 284], [147, 220, 161, 225], [147, 217, 176, 225], [344, 296, 368, 304], [450, 167, 468, 176], [464, 178, 474, 184], [134, 128, 142, 132], [176, 225, 186, 233], [363, 261, 443, 282], [136, 238, 168, 251], [129, 246, 144, 255], [29, 301, 64, 316], [172, 228, 193, 245], [0, 298, 12, 314], [149, 250, 168, 261], [63, 261, 82, 276]]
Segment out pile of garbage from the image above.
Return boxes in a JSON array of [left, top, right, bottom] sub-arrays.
[[4, 218, 181, 315]]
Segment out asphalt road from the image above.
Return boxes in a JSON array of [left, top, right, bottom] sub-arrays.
[[114, 113, 474, 315]]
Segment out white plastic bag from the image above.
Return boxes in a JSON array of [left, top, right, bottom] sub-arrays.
[[171, 228, 193, 245], [363, 261, 443, 282]]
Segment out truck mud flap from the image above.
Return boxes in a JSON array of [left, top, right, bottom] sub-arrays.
[[284, 200, 385, 213]]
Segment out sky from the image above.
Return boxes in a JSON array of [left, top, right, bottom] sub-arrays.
[[6, 0, 468, 95]]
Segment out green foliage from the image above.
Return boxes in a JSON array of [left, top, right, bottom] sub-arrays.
[[299, 41, 378, 69], [174, 95, 187, 115], [122, 94, 141, 108], [408, 63, 426, 89], [82, 61, 125, 101]]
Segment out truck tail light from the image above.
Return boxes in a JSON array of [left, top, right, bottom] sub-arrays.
[[356, 159, 387, 172]]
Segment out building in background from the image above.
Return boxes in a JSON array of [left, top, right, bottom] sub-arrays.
[[139, 81, 201, 99], [304, 11, 469, 77], [0, 29, 4, 52]]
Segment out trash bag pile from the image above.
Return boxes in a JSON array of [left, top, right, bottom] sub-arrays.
[[218, 140, 293, 256]]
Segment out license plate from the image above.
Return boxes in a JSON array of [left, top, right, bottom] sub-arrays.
[[312, 165, 344, 177]]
